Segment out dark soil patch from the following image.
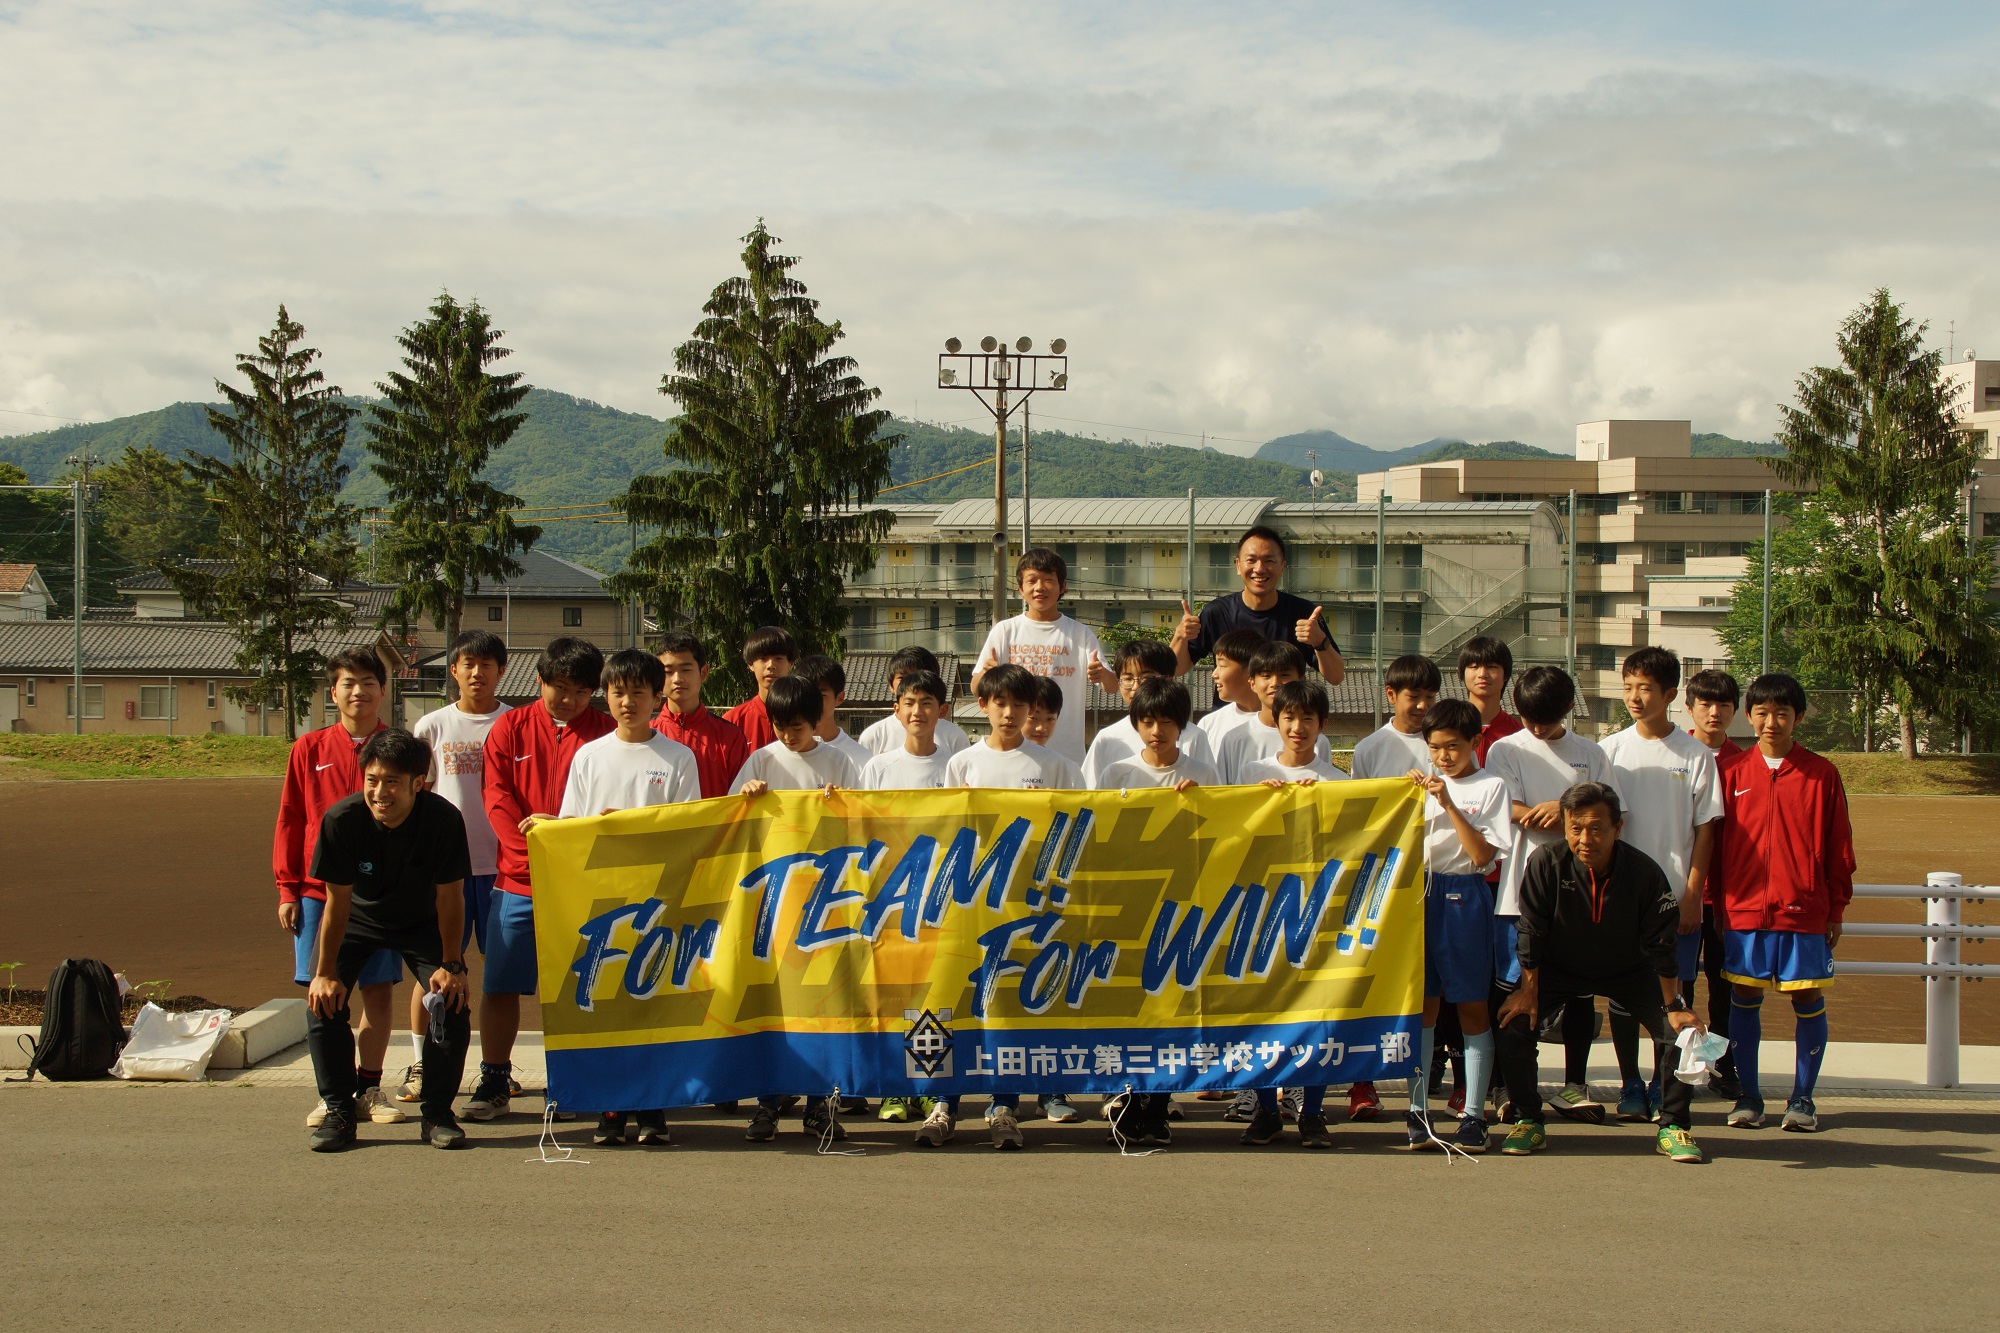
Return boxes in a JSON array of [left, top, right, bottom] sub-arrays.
[[0, 988, 242, 1027]]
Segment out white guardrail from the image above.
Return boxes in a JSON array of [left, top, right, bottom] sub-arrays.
[[1842, 873, 1996, 1087]]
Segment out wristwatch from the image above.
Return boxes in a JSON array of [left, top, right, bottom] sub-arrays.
[[1665, 998, 1692, 1015], [441, 960, 468, 976]]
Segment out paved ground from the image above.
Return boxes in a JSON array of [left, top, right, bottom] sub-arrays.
[[1, 1080, 1994, 1331]]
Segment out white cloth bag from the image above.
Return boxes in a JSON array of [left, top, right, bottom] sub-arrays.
[[111, 1002, 233, 1082]]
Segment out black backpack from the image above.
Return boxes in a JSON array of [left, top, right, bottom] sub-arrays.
[[16, 959, 126, 1081]]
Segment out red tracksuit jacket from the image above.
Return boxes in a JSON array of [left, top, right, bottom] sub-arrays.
[[652, 704, 751, 799], [273, 722, 385, 905], [483, 703, 614, 897], [723, 695, 775, 751], [1711, 744, 1856, 934]]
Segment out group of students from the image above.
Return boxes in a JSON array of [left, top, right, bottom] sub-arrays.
[[280, 540, 1853, 1164]]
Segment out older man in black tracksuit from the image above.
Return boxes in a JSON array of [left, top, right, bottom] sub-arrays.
[[1494, 781, 1707, 1163]]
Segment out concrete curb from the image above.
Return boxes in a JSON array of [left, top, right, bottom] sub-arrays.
[[0, 997, 305, 1072]]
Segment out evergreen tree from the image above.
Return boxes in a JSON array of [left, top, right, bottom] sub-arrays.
[[1765, 289, 1999, 757], [172, 306, 359, 738], [95, 444, 216, 577], [613, 223, 896, 700], [0, 460, 116, 616], [365, 293, 538, 659]]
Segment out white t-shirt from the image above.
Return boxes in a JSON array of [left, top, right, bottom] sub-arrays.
[[1240, 755, 1350, 786], [860, 748, 953, 790], [1483, 728, 1617, 915], [1599, 725, 1722, 893], [729, 739, 860, 793], [1424, 770, 1513, 878], [826, 729, 873, 774], [974, 614, 1107, 765], [1197, 703, 1261, 749], [1081, 715, 1216, 787], [945, 739, 1083, 790], [413, 701, 511, 877], [1096, 752, 1222, 791], [1350, 722, 1432, 780], [1217, 716, 1334, 783], [859, 713, 970, 757], [560, 731, 702, 817]]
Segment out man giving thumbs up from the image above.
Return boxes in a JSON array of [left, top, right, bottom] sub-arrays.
[[1171, 526, 1345, 685]]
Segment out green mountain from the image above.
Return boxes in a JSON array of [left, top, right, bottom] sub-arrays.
[[1255, 429, 1454, 472], [1412, 440, 1567, 463], [1692, 432, 1782, 457]]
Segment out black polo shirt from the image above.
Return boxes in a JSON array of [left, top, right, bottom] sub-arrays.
[[1186, 589, 1339, 666], [310, 791, 470, 932]]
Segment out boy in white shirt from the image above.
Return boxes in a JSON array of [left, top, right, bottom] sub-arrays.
[[1483, 665, 1616, 1121], [794, 654, 874, 776], [859, 669, 953, 792], [1216, 641, 1334, 782], [401, 630, 511, 1104], [1023, 675, 1066, 755], [1196, 629, 1269, 751], [1683, 667, 1743, 1098], [558, 649, 702, 1146], [971, 547, 1118, 767], [1095, 677, 1219, 794], [1594, 647, 1721, 1122], [859, 646, 970, 757], [1404, 698, 1512, 1155], [1082, 639, 1215, 787]]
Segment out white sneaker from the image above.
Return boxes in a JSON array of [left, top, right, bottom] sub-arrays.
[[305, 1098, 330, 1129], [357, 1087, 408, 1124], [1040, 1094, 1083, 1123], [394, 1064, 424, 1103], [914, 1103, 957, 1147], [988, 1105, 1024, 1150]]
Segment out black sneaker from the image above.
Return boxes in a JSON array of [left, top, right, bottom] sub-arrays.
[[838, 1096, 869, 1115], [745, 1105, 779, 1142], [1141, 1099, 1173, 1147], [1105, 1093, 1144, 1145], [713, 1101, 740, 1115], [1708, 1068, 1743, 1102], [594, 1112, 629, 1145], [1239, 1104, 1284, 1146], [309, 1100, 357, 1153], [1297, 1113, 1332, 1148], [634, 1112, 672, 1146], [420, 1116, 466, 1150], [801, 1097, 846, 1141]]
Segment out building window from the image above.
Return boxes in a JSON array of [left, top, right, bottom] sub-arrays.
[[849, 606, 875, 629], [1586, 645, 1619, 671], [562, 607, 583, 627], [955, 543, 978, 566], [1103, 604, 1125, 626], [25, 679, 36, 707], [928, 606, 941, 630], [139, 685, 177, 720], [66, 684, 104, 719], [955, 606, 977, 630], [1577, 543, 1619, 566], [487, 605, 504, 621], [1155, 546, 1178, 562], [1649, 492, 1766, 515], [1986, 513, 2000, 537], [1054, 543, 1078, 571], [1206, 543, 1234, 568], [1697, 596, 1727, 608], [206, 680, 218, 709], [1103, 543, 1127, 567]]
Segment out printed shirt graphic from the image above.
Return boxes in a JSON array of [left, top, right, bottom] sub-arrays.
[[1350, 723, 1432, 780], [1217, 716, 1333, 784], [945, 739, 1083, 790], [860, 713, 970, 757], [1096, 752, 1223, 790], [1422, 770, 1512, 877], [1600, 725, 1722, 891], [974, 614, 1107, 764], [1483, 728, 1617, 915], [860, 748, 953, 790], [560, 731, 702, 817], [413, 701, 510, 876], [1082, 715, 1217, 788], [729, 739, 860, 793]]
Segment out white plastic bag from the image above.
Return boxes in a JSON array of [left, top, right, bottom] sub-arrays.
[[111, 1002, 233, 1082], [1673, 1024, 1730, 1085]]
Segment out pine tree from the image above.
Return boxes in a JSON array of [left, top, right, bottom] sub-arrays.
[[95, 444, 216, 577], [365, 293, 538, 661], [612, 223, 897, 700], [172, 306, 359, 739]]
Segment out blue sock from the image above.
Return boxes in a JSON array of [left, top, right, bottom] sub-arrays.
[[1463, 1029, 1494, 1121], [1302, 1086, 1326, 1117], [1792, 993, 1829, 1101], [1731, 993, 1764, 1104], [1256, 1088, 1279, 1112], [1412, 1025, 1436, 1115]]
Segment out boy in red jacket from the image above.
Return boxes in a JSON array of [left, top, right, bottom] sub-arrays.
[[274, 648, 405, 1129], [652, 629, 751, 798], [722, 625, 797, 751], [1712, 673, 1855, 1134], [465, 637, 613, 1121]]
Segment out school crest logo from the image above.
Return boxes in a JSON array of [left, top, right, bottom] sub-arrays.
[[902, 1007, 955, 1078], [358, 861, 375, 875]]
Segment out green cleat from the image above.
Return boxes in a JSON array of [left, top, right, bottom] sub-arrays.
[[1656, 1125, 1704, 1163], [877, 1097, 914, 1123], [1499, 1120, 1547, 1156]]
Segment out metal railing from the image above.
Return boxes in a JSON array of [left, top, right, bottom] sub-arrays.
[[1839, 873, 1996, 1087]]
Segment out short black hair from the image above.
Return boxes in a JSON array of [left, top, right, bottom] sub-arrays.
[[601, 647, 666, 696], [326, 647, 386, 686], [1236, 525, 1288, 561], [1686, 668, 1741, 708], [1744, 672, 1808, 714], [895, 669, 947, 707], [357, 727, 430, 778], [1384, 654, 1442, 695], [1273, 679, 1329, 723], [741, 625, 799, 666], [1127, 676, 1191, 729], [1030, 675, 1064, 715], [793, 653, 846, 697], [1113, 638, 1176, 677], [1512, 665, 1575, 727], [1458, 635, 1513, 683], [1560, 781, 1623, 824], [1015, 547, 1067, 590], [1212, 628, 1267, 667], [1247, 640, 1309, 679], [447, 630, 507, 672], [1622, 646, 1681, 693], [537, 636, 604, 690], [887, 645, 941, 685], [976, 662, 1037, 705], [1421, 697, 1483, 743], [656, 630, 708, 668], [764, 675, 823, 728]]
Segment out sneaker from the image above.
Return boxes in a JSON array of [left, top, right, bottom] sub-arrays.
[[1040, 1094, 1083, 1124], [1615, 1077, 1651, 1122], [305, 1097, 331, 1129], [1348, 1083, 1382, 1122], [713, 1101, 740, 1114], [801, 1097, 846, 1142], [1708, 1068, 1743, 1102], [594, 1112, 629, 1145], [1550, 1083, 1605, 1123], [1196, 1089, 1232, 1100], [308, 1101, 357, 1152], [463, 1074, 511, 1122], [420, 1116, 466, 1150], [1141, 1111, 1173, 1148], [1107, 1094, 1145, 1145], [508, 1075, 524, 1097], [988, 1105, 1024, 1150], [877, 1097, 914, 1123], [1400, 1109, 1436, 1151], [1166, 1098, 1185, 1120], [394, 1064, 424, 1103], [1647, 1077, 1664, 1124], [1781, 1097, 1819, 1133], [1656, 1125, 1704, 1163], [1012, 1098, 1043, 1122], [1297, 1113, 1332, 1148], [634, 1113, 672, 1146], [914, 1102, 956, 1147], [745, 1105, 779, 1142], [1727, 1098, 1766, 1129], [1239, 1104, 1284, 1146], [1500, 1119, 1547, 1155], [1221, 1089, 1258, 1122], [838, 1095, 869, 1115], [1279, 1088, 1302, 1121], [1455, 1115, 1488, 1154], [357, 1087, 407, 1125]]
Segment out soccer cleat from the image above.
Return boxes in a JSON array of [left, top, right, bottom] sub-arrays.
[[1781, 1097, 1820, 1133], [356, 1087, 407, 1125], [420, 1116, 466, 1150], [914, 1102, 956, 1147], [394, 1064, 424, 1103], [1041, 1094, 1083, 1124], [1550, 1083, 1605, 1123], [838, 1095, 869, 1115], [1400, 1110, 1436, 1151], [634, 1113, 672, 1146], [308, 1101, 357, 1153], [305, 1098, 331, 1129], [1455, 1115, 1488, 1154], [594, 1112, 629, 1145], [1348, 1082, 1382, 1121], [463, 1074, 511, 1122], [802, 1097, 846, 1142], [1221, 1089, 1258, 1122], [877, 1097, 914, 1123], [1239, 1105, 1284, 1146], [1297, 1113, 1332, 1148], [1656, 1125, 1704, 1163], [1727, 1098, 1766, 1129], [1279, 1088, 1302, 1121], [745, 1105, 779, 1142], [988, 1105, 1024, 1150], [1500, 1120, 1547, 1156], [1615, 1078, 1651, 1122]]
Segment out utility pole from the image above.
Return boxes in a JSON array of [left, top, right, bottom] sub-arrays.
[[65, 452, 97, 735], [1021, 400, 1033, 551], [991, 358, 1009, 625], [1565, 488, 1577, 678], [1373, 488, 1386, 730], [1761, 488, 1772, 677]]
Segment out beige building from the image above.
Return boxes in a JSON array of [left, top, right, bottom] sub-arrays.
[[1941, 356, 2000, 541]]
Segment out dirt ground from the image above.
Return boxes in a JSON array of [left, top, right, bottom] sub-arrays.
[[0, 779, 1992, 1042]]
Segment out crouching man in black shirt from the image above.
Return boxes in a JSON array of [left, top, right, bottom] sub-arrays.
[[306, 729, 473, 1152], [1494, 781, 1708, 1164]]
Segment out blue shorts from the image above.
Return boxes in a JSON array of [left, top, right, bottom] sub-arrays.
[[1674, 928, 1701, 983], [1492, 914, 1521, 988], [1722, 928, 1834, 991], [483, 889, 539, 995], [462, 874, 496, 954], [1425, 872, 1495, 1004], [292, 895, 404, 988]]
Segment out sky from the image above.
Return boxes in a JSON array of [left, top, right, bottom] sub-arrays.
[[2, 1, 1998, 455]]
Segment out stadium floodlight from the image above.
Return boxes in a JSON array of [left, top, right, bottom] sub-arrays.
[[980, 335, 998, 352], [1015, 336, 1032, 352], [945, 337, 962, 353], [939, 368, 957, 385], [1050, 338, 1067, 354], [1052, 372, 1067, 389]]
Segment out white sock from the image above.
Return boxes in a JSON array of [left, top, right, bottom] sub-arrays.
[[410, 1032, 424, 1062]]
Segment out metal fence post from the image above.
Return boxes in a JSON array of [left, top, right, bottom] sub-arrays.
[[1926, 872, 1962, 1088]]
